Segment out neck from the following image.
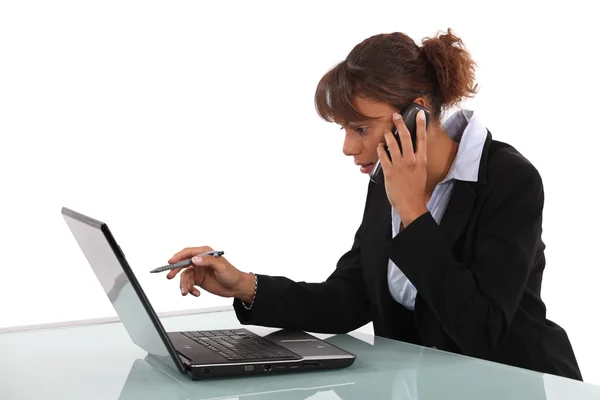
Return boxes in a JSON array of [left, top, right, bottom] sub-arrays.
[[426, 124, 458, 195]]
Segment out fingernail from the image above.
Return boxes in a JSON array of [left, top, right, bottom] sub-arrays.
[[181, 287, 186, 295], [193, 290, 200, 297], [192, 256, 203, 263], [393, 112, 401, 120], [418, 110, 425, 120]]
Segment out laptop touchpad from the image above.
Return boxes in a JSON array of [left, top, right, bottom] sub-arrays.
[[265, 331, 351, 358]]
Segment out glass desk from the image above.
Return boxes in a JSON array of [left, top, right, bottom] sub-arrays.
[[1, 308, 598, 399]]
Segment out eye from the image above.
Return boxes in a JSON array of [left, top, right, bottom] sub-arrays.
[[339, 125, 369, 134]]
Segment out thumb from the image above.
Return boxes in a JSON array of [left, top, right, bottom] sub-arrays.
[[191, 255, 225, 272]]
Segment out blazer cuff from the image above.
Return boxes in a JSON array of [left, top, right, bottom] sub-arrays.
[[232, 274, 276, 325], [383, 211, 450, 293]]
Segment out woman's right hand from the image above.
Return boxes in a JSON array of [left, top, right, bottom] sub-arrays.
[[165, 246, 255, 302]]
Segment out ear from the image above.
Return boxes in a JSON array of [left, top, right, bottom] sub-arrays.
[[413, 97, 429, 108]]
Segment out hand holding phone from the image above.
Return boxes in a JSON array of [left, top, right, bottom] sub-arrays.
[[370, 103, 431, 185]]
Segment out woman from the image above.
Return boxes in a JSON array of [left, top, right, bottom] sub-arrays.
[[165, 29, 582, 380]]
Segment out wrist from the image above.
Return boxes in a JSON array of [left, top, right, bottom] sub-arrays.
[[236, 272, 256, 304], [400, 204, 428, 226]]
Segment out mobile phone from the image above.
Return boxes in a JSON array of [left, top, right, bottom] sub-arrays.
[[369, 103, 431, 185]]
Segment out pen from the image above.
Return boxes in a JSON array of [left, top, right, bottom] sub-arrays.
[[149, 250, 224, 273]]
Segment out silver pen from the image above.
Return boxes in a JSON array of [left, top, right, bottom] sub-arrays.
[[150, 250, 224, 273]]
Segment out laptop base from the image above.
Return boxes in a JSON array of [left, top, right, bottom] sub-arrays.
[[176, 329, 356, 380]]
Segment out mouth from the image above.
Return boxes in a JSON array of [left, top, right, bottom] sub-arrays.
[[358, 163, 375, 174]]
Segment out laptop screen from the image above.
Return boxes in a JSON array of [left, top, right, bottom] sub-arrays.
[[61, 208, 184, 373]]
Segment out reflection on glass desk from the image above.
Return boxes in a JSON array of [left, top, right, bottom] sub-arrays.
[[1, 309, 599, 399]]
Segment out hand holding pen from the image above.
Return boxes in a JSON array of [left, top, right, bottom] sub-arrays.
[[150, 250, 224, 273], [160, 246, 256, 301]]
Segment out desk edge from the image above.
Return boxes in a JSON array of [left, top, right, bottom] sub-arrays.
[[0, 305, 233, 333]]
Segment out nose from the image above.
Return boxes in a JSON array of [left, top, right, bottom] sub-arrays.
[[342, 132, 361, 156]]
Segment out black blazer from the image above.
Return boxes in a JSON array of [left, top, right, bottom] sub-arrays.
[[233, 131, 583, 381]]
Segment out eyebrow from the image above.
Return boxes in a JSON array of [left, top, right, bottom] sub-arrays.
[[343, 116, 387, 127]]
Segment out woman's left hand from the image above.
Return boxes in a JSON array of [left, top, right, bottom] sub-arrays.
[[376, 110, 429, 227]]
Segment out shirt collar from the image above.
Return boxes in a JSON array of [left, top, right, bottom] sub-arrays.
[[440, 109, 487, 183]]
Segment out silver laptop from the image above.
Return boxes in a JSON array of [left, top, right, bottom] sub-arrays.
[[61, 207, 356, 379]]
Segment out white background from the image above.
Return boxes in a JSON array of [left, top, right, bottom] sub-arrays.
[[1, 0, 599, 385]]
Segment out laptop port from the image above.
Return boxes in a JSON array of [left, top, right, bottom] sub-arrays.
[[244, 365, 255, 372], [263, 364, 272, 372], [303, 362, 320, 367]]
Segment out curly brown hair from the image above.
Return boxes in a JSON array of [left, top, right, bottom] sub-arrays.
[[314, 28, 478, 125]]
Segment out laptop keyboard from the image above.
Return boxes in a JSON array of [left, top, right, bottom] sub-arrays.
[[182, 330, 299, 361]]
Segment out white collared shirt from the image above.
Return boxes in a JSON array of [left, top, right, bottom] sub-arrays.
[[387, 109, 488, 310]]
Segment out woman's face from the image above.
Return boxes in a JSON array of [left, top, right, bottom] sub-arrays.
[[339, 97, 398, 175]]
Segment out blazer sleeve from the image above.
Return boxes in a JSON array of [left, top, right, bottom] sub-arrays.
[[232, 223, 371, 333], [384, 158, 544, 358], [232, 184, 375, 334]]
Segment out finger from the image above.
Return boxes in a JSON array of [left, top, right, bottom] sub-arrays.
[[168, 246, 214, 264], [392, 112, 415, 157], [166, 266, 185, 280], [190, 268, 204, 297], [191, 254, 226, 274], [416, 110, 428, 164], [376, 143, 392, 175], [188, 280, 200, 297], [383, 129, 401, 162], [180, 267, 196, 296]]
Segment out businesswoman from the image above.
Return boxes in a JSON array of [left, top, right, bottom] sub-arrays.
[[165, 29, 582, 380]]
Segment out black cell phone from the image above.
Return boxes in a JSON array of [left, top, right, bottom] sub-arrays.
[[369, 103, 431, 185]]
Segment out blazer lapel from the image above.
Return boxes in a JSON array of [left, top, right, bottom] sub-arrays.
[[438, 180, 476, 247], [438, 130, 492, 248]]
